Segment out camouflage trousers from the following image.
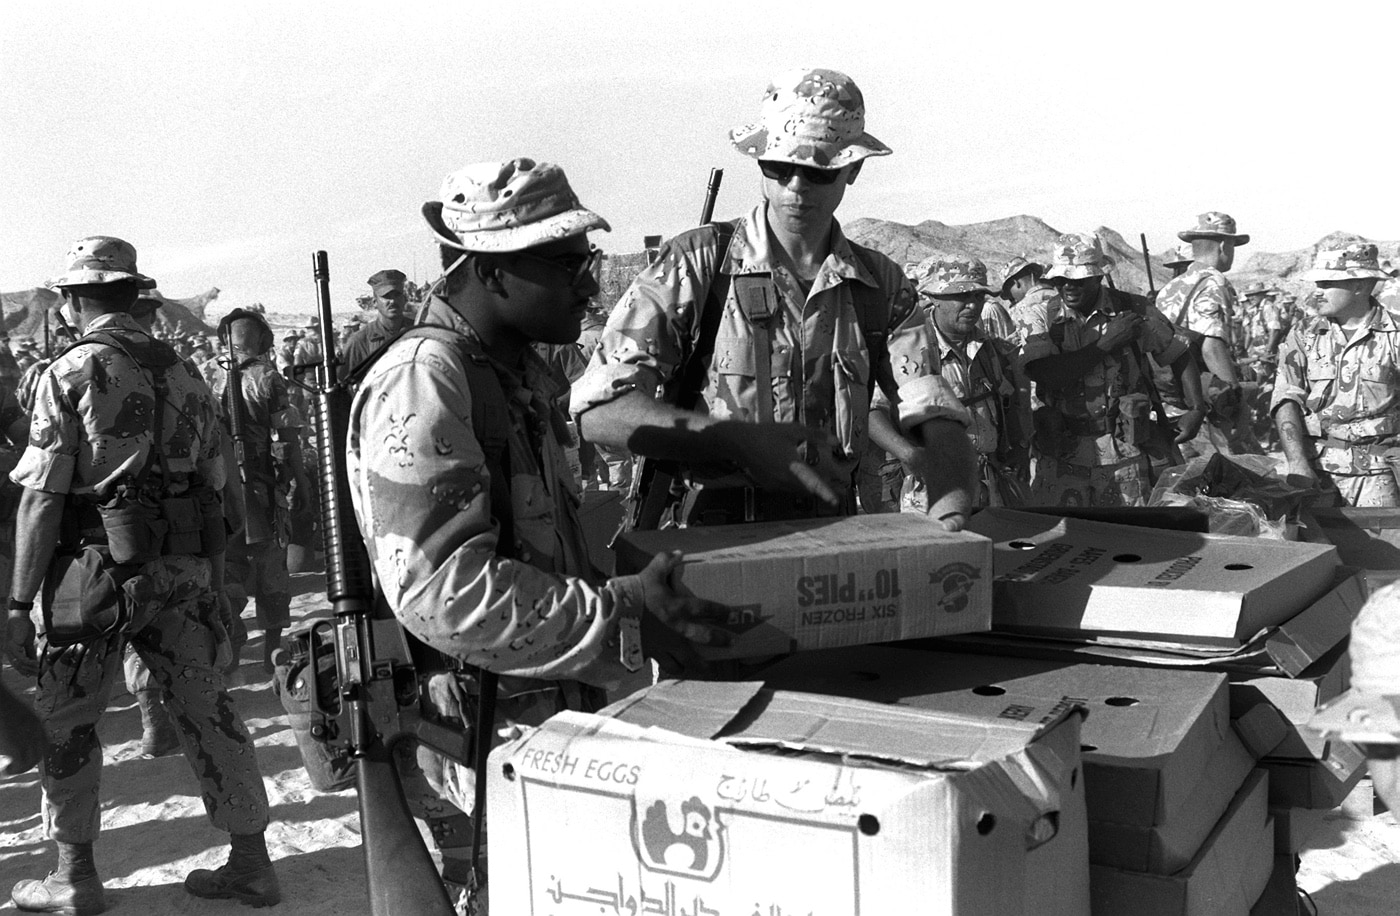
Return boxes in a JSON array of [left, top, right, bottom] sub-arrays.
[[1030, 454, 1153, 508], [32, 555, 270, 843], [1329, 471, 1400, 508], [228, 539, 291, 631]]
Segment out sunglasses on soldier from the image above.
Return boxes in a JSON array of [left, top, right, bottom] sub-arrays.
[[509, 247, 602, 287], [758, 160, 845, 186]]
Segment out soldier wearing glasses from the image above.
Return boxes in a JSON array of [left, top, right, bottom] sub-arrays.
[[573, 67, 975, 529]]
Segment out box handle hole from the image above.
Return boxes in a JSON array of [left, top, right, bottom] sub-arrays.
[[977, 813, 997, 835], [1112, 553, 1141, 563], [1008, 540, 1037, 550], [972, 685, 1006, 697], [502, 763, 516, 782], [858, 814, 880, 836], [1224, 563, 1254, 571], [1104, 696, 1139, 707]]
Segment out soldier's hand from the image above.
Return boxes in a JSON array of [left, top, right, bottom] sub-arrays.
[[1175, 408, 1207, 444], [1095, 312, 1143, 352], [702, 421, 840, 508], [4, 614, 38, 678], [426, 672, 468, 722], [902, 421, 978, 531], [0, 683, 44, 777], [636, 550, 732, 650]]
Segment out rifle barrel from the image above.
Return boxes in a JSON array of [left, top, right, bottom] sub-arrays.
[[1140, 233, 1156, 296], [699, 168, 723, 225]]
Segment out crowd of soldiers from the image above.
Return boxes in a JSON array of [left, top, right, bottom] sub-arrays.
[[3, 63, 1400, 916]]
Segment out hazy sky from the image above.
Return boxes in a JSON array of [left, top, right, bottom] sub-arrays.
[[4, 0, 1398, 319]]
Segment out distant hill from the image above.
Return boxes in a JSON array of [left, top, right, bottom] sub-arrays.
[[0, 287, 219, 340], [597, 214, 1172, 309], [597, 218, 1400, 311]]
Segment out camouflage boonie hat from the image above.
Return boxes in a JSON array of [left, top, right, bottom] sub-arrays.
[[1308, 582, 1400, 744], [422, 158, 610, 253], [1162, 241, 1195, 268], [1043, 233, 1112, 281], [997, 255, 1044, 299], [1241, 280, 1268, 297], [1178, 211, 1249, 246], [915, 257, 992, 297], [730, 68, 891, 170], [48, 236, 157, 289], [1306, 240, 1390, 282]]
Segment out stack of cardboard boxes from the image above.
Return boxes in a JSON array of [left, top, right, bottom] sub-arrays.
[[486, 511, 1362, 915]]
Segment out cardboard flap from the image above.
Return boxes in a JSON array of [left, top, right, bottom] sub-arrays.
[[600, 680, 766, 739]]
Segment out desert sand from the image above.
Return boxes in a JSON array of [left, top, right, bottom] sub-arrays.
[[1, 568, 1397, 916]]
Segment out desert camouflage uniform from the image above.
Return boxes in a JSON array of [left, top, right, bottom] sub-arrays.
[[206, 355, 302, 646], [10, 312, 269, 844], [1272, 302, 1400, 507], [1157, 262, 1239, 345], [1007, 282, 1057, 343], [0, 388, 27, 605], [980, 297, 1018, 343], [572, 203, 966, 515], [903, 323, 1017, 511], [1018, 289, 1188, 507], [348, 295, 646, 819]]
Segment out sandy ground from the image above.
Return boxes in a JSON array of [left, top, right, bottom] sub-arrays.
[[1, 569, 1398, 916]]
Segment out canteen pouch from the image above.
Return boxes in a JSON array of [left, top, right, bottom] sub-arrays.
[[273, 626, 355, 793], [98, 494, 168, 566], [41, 547, 131, 648], [160, 496, 203, 556]]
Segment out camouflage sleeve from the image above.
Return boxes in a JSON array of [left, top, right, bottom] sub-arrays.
[[10, 361, 79, 493], [351, 341, 644, 686], [570, 226, 721, 420], [1270, 328, 1310, 415], [1017, 298, 1059, 364], [1184, 276, 1229, 340], [266, 369, 303, 432], [1263, 303, 1283, 333], [1140, 303, 1189, 364], [881, 275, 970, 430]]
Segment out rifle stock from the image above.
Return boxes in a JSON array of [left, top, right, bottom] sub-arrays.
[[308, 251, 455, 916]]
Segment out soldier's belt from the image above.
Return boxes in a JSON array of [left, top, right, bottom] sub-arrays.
[[1317, 436, 1400, 461]]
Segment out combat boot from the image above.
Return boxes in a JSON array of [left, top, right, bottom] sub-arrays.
[[184, 831, 281, 907], [261, 627, 283, 675], [11, 842, 106, 915], [135, 689, 180, 758]]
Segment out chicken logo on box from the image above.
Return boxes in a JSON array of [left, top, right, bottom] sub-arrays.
[[631, 793, 726, 881], [933, 562, 981, 614]]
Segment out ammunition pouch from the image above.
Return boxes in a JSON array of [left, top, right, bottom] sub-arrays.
[[40, 546, 139, 648], [66, 483, 224, 564], [96, 493, 167, 566]]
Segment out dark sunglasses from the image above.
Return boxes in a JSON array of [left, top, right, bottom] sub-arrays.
[[1049, 276, 1096, 289], [511, 248, 602, 286], [758, 160, 844, 186]]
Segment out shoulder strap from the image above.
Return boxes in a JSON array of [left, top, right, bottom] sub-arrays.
[[674, 220, 738, 411], [397, 324, 514, 556], [844, 244, 896, 406], [1172, 272, 1214, 328], [71, 329, 178, 492]]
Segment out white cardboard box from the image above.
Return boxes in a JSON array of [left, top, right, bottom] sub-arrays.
[[488, 680, 1088, 916], [615, 514, 993, 659], [965, 509, 1339, 646]]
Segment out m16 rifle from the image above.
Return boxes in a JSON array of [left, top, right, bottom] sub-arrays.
[[303, 250, 469, 916]]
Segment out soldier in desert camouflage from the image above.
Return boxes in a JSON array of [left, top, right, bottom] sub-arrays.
[[1273, 240, 1400, 507], [1016, 233, 1204, 507]]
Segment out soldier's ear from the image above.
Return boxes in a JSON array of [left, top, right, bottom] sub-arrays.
[[846, 161, 863, 186], [473, 255, 508, 296]]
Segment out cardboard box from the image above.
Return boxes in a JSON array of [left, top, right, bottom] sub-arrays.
[[1269, 806, 1328, 855], [1232, 704, 1289, 759], [1249, 855, 1300, 916], [1088, 729, 1254, 873], [1261, 739, 1368, 810], [758, 645, 1229, 828], [965, 509, 1339, 646], [489, 680, 1089, 916], [1230, 642, 1351, 760], [1090, 770, 1273, 916], [928, 566, 1366, 677], [615, 514, 993, 659]]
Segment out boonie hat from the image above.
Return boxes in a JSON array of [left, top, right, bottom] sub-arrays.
[[1162, 241, 1195, 269], [48, 236, 157, 289], [1305, 240, 1391, 283], [367, 269, 407, 295], [1044, 233, 1112, 281], [998, 255, 1044, 299], [917, 257, 993, 297], [1241, 280, 1268, 297], [1178, 212, 1249, 246], [1309, 582, 1400, 744], [730, 68, 891, 170], [422, 158, 609, 254], [131, 291, 163, 316]]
